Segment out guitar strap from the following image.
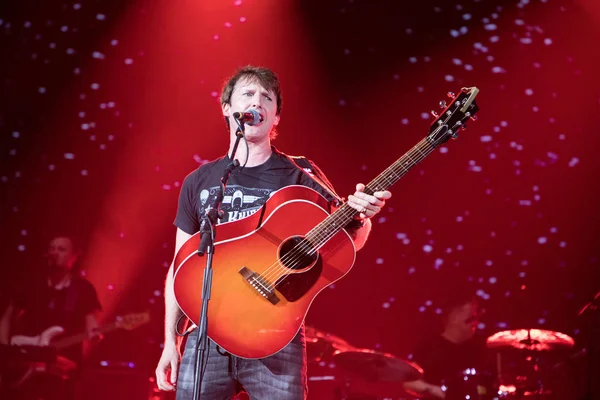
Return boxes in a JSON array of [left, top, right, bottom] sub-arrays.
[[279, 150, 365, 231], [278, 150, 344, 208], [63, 277, 79, 315]]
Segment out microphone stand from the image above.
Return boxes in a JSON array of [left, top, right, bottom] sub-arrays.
[[191, 119, 246, 399]]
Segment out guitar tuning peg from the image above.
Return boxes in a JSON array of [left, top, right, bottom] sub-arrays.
[[430, 110, 439, 118], [460, 124, 468, 131], [439, 100, 447, 108], [447, 91, 455, 98], [470, 115, 477, 121]]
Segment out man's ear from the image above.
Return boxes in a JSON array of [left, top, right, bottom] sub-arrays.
[[222, 102, 230, 117], [273, 114, 280, 126]]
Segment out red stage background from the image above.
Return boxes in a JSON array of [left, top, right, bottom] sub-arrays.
[[1, 0, 599, 397]]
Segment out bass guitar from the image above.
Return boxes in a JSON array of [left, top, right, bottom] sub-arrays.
[[10, 311, 150, 349]]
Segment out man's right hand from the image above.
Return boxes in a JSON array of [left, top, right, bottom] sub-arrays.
[[155, 344, 181, 391]]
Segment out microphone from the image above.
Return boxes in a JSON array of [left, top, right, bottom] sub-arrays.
[[232, 109, 262, 126]]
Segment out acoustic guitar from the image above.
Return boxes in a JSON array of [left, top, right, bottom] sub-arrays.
[[173, 88, 480, 359]]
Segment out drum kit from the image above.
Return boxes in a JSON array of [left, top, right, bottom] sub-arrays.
[[305, 325, 423, 400], [305, 326, 579, 400]]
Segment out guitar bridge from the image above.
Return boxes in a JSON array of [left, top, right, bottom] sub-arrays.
[[239, 267, 280, 305]]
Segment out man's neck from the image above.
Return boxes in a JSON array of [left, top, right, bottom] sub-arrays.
[[228, 140, 272, 168], [48, 270, 72, 289]]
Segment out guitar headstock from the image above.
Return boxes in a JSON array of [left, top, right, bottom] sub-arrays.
[[115, 311, 150, 331], [427, 87, 480, 147]]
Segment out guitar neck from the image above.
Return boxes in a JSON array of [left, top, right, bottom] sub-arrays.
[[52, 322, 118, 350], [306, 137, 436, 247]]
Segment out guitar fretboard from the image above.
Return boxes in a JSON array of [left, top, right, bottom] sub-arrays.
[[306, 137, 436, 248], [51, 323, 118, 350]]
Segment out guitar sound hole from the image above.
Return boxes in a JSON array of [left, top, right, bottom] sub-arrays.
[[275, 236, 322, 302], [278, 236, 318, 271]]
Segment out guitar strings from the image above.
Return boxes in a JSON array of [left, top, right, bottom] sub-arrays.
[[256, 102, 467, 290], [259, 108, 466, 290], [258, 138, 438, 289], [258, 108, 464, 289]]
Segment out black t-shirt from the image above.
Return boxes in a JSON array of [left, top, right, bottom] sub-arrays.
[[175, 148, 338, 234], [412, 334, 490, 386], [13, 275, 102, 363]]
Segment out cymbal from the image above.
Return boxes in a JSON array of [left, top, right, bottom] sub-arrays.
[[305, 326, 356, 362], [486, 329, 575, 351], [333, 348, 424, 382], [305, 326, 353, 348]]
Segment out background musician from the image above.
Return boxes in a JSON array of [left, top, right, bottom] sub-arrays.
[[404, 289, 488, 399], [0, 235, 102, 400]]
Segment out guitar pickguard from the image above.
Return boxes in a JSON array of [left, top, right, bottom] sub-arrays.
[[275, 258, 323, 302]]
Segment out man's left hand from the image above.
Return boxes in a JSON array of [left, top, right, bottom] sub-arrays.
[[347, 183, 392, 219]]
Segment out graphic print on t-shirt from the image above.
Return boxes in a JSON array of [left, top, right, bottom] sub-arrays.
[[199, 185, 275, 223]]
